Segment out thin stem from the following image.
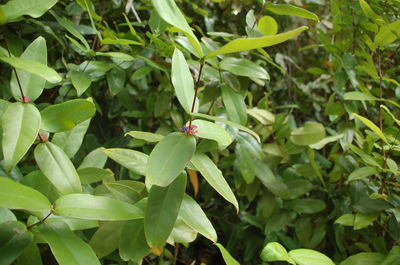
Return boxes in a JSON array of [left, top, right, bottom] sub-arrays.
[[173, 243, 179, 265], [377, 49, 385, 159], [5, 45, 25, 101], [27, 211, 52, 229], [188, 62, 205, 128]]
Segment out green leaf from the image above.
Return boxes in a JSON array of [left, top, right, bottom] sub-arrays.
[[265, 3, 319, 20], [179, 194, 217, 242], [247, 108, 275, 125], [335, 214, 355, 226], [290, 122, 326, 146], [359, 0, 382, 21], [125, 131, 164, 143], [190, 112, 260, 143], [191, 119, 233, 149], [16, 241, 43, 265], [34, 142, 82, 195], [2, 102, 41, 172], [144, 173, 186, 252], [107, 67, 125, 97], [169, 218, 197, 244], [352, 113, 388, 143], [171, 48, 198, 113], [102, 148, 148, 176], [285, 199, 326, 214], [39, 221, 101, 265], [0, 208, 16, 223], [221, 85, 248, 125], [205, 26, 308, 58], [54, 194, 144, 221], [289, 249, 335, 265], [10, 37, 47, 101], [71, 70, 92, 97], [0, 177, 51, 213], [146, 132, 196, 187], [119, 219, 150, 262], [78, 147, 108, 169], [95, 52, 135, 61], [0, 56, 61, 83], [52, 119, 90, 158], [89, 221, 125, 258], [0, 0, 57, 23], [354, 213, 378, 230], [260, 242, 295, 264], [215, 243, 240, 265], [344, 91, 377, 101], [348, 166, 377, 182], [190, 153, 239, 212], [151, 0, 203, 57], [78, 167, 114, 185], [40, 99, 96, 132], [220, 57, 270, 80], [0, 221, 32, 265], [382, 246, 400, 265], [258, 16, 278, 36], [254, 161, 289, 198], [374, 20, 400, 47], [339, 252, 385, 265], [309, 134, 344, 150], [104, 180, 146, 204]]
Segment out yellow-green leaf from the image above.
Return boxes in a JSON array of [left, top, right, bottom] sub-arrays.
[[352, 113, 388, 143]]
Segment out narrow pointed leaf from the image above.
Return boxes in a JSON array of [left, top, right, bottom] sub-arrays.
[[265, 3, 319, 20], [191, 119, 233, 148], [220, 57, 270, 80], [54, 194, 144, 221], [125, 131, 164, 143], [215, 243, 240, 265], [146, 132, 196, 187], [290, 122, 326, 146], [289, 249, 335, 265], [1, 0, 58, 22], [205, 26, 308, 58], [103, 148, 148, 176], [2, 102, 41, 172], [34, 142, 82, 195], [190, 153, 238, 212], [352, 113, 388, 143], [120, 219, 151, 262], [39, 221, 101, 265], [221, 85, 248, 125], [260, 242, 295, 264], [144, 174, 186, 251]]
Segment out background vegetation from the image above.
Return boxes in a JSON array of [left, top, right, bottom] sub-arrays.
[[0, 0, 399, 264]]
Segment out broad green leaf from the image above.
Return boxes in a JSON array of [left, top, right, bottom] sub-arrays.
[[179, 194, 217, 242], [125, 131, 164, 143], [309, 134, 344, 150], [260, 242, 295, 264], [191, 119, 233, 149], [335, 214, 355, 226], [89, 221, 125, 258], [220, 57, 270, 80], [0, 177, 51, 213], [169, 218, 197, 244], [254, 161, 289, 198], [119, 219, 150, 262], [354, 213, 378, 230], [348, 166, 377, 182], [265, 3, 319, 20], [21, 170, 61, 203], [359, 0, 382, 21], [0, 221, 32, 265], [374, 20, 400, 47], [171, 49, 198, 113], [102, 148, 148, 176], [190, 112, 260, 143], [190, 153, 238, 212], [215, 243, 240, 265], [290, 122, 326, 146], [380, 105, 400, 127], [221, 85, 247, 125], [205, 26, 308, 58], [0, 0, 57, 23], [107, 67, 125, 97], [78, 167, 114, 185], [382, 246, 400, 265], [146, 132, 196, 187], [54, 194, 144, 221], [71, 70, 92, 97], [104, 180, 146, 204], [0, 56, 61, 83], [289, 249, 335, 265], [285, 199, 326, 214], [95, 52, 135, 61], [344, 91, 377, 101], [247, 108, 275, 125], [339, 252, 385, 265], [78, 147, 108, 169], [352, 113, 388, 143], [2, 102, 41, 172], [16, 241, 43, 265], [52, 119, 91, 158], [144, 173, 186, 252], [40, 99, 96, 132], [151, 0, 203, 57], [0, 208, 16, 223], [10, 37, 47, 101], [34, 142, 82, 195], [39, 221, 101, 265], [258, 16, 278, 36]]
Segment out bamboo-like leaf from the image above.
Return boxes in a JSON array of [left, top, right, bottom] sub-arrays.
[[352, 113, 388, 143], [265, 3, 319, 20], [0, 0, 57, 23]]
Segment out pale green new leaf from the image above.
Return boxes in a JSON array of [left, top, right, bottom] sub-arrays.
[[289, 249, 335, 265], [258, 16, 278, 36], [54, 194, 143, 220], [290, 122, 326, 146], [260, 242, 295, 264], [215, 243, 240, 265], [146, 132, 196, 187], [352, 113, 388, 143], [95, 52, 135, 61], [190, 153, 238, 212], [344, 91, 377, 101], [309, 134, 344, 150], [2, 102, 41, 172], [125, 131, 164, 143], [205, 26, 308, 58], [265, 3, 319, 20], [191, 119, 233, 149], [0, 0, 57, 23], [359, 0, 382, 21], [103, 148, 148, 176]]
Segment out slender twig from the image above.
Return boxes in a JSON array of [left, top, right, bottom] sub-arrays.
[[173, 243, 179, 265], [5, 45, 25, 101], [377, 49, 385, 159], [27, 211, 52, 229], [188, 62, 205, 128]]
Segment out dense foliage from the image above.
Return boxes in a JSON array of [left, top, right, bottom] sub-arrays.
[[0, 0, 399, 264]]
